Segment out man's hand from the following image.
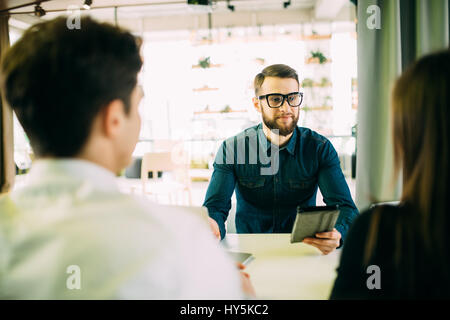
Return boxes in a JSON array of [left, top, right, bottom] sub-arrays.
[[302, 228, 341, 255], [208, 217, 221, 240], [236, 263, 256, 297]]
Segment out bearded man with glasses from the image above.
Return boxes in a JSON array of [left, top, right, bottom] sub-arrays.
[[203, 64, 358, 255]]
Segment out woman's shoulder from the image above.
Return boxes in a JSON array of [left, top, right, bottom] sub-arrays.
[[344, 203, 408, 248], [355, 203, 408, 228]]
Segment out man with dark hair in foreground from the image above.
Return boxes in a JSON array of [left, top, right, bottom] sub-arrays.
[[0, 17, 250, 299]]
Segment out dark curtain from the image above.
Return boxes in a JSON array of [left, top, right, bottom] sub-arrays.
[[355, 0, 449, 210]]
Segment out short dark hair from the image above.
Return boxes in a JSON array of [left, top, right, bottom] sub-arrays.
[[254, 64, 299, 96], [1, 16, 143, 157]]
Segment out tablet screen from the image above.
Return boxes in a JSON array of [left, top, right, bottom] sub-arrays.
[[290, 206, 340, 243]]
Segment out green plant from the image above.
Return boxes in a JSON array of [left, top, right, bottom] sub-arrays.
[[226, 25, 233, 37], [221, 105, 231, 113], [302, 78, 314, 87], [198, 56, 211, 68], [310, 50, 327, 64], [323, 95, 332, 106], [190, 159, 209, 169], [302, 105, 311, 112], [255, 57, 265, 65], [320, 77, 331, 87]]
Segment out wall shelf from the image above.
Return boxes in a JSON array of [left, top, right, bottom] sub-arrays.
[[300, 34, 332, 40], [303, 106, 333, 111], [305, 58, 332, 65], [193, 85, 219, 92], [302, 83, 332, 88], [194, 109, 247, 115], [192, 64, 223, 69]]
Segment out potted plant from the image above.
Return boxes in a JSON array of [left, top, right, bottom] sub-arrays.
[[323, 95, 332, 107], [308, 50, 328, 64], [198, 56, 211, 68], [302, 105, 311, 112], [255, 57, 265, 65], [221, 105, 232, 113], [301, 78, 314, 88], [319, 77, 331, 87]]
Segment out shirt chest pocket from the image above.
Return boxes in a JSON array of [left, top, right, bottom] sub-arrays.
[[238, 176, 266, 188], [287, 178, 316, 190], [237, 176, 267, 206]]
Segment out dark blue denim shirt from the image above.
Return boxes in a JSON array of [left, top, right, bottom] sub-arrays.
[[203, 123, 359, 243]]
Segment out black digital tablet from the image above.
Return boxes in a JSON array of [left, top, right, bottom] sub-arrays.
[[290, 205, 340, 243]]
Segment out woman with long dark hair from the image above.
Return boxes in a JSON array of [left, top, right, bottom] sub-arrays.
[[330, 49, 450, 299]]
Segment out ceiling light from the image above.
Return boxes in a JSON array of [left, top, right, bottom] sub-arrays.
[[34, 3, 46, 17], [83, 0, 93, 10], [227, 0, 234, 12]]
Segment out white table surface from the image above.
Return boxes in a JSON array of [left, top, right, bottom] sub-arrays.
[[222, 233, 342, 300]]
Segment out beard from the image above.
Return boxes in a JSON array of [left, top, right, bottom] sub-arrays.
[[261, 108, 299, 137]]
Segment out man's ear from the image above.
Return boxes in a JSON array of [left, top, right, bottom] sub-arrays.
[[102, 99, 126, 138], [252, 97, 261, 114]]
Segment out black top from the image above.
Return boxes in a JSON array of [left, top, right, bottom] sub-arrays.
[[330, 204, 450, 299]]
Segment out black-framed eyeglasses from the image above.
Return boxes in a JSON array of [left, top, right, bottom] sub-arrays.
[[258, 92, 304, 108]]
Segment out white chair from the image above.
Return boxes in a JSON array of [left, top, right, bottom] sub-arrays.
[[141, 150, 192, 205]]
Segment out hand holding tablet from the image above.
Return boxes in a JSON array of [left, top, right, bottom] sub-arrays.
[[290, 205, 340, 243], [290, 205, 342, 255]]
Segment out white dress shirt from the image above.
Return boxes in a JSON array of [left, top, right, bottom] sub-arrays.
[[0, 159, 243, 299]]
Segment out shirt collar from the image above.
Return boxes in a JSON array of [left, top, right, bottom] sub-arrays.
[[257, 123, 297, 156], [28, 158, 119, 193]]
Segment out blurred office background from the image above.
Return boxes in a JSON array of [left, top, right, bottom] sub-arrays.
[[2, 0, 448, 212], [5, 0, 358, 208]]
